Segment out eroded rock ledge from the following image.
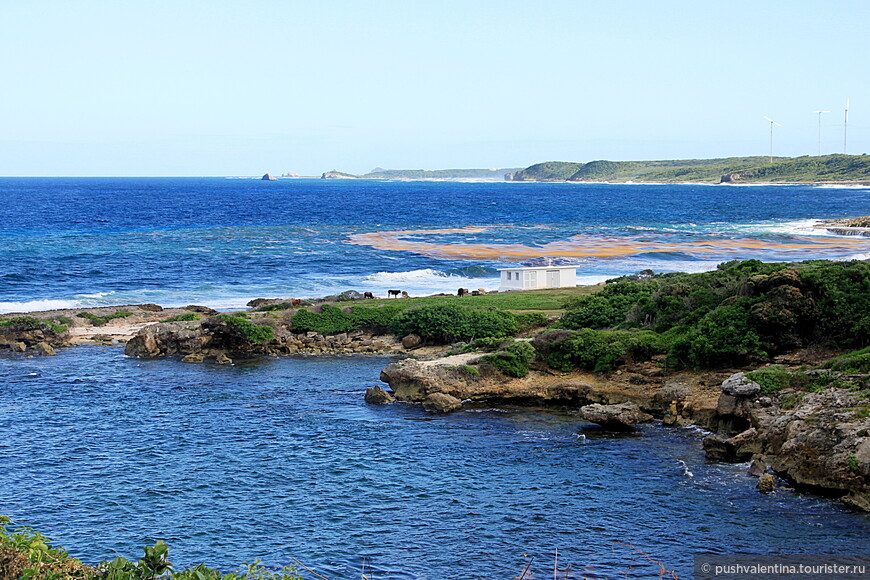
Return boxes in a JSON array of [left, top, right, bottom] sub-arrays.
[[703, 372, 870, 511]]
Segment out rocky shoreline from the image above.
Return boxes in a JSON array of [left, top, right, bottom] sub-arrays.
[[2, 301, 868, 514]]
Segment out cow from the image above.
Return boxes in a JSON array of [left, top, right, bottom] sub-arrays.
[[291, 298, 303, 307], [363, 292, 374, 299], [401, 291, 410, 298], [457, 288, 469, 297], [388, 289, 401, 298], [477, 288, 487, 295]]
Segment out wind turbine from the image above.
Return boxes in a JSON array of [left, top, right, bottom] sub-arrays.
[[763, 116, 782, 164], [844, 98, 850, 154], [813, 110, 830, 156]]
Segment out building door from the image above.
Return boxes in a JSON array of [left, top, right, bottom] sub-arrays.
[[546, 270, 560, 287], [523, 270, 537, 288]]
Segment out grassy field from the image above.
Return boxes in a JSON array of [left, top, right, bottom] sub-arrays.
[[331, 286, 601, 315]]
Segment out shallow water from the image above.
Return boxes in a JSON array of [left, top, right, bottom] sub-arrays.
[[1, 347, 868, 579]]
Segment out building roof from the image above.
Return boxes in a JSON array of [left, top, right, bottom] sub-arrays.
[[496, 265, 577, 272]]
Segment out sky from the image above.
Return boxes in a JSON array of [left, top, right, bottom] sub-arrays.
[[1, 0, 868, 176]]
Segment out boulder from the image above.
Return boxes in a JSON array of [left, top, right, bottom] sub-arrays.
[[9, 341, 26, 353], [757, 473, 777, 493], [33, 342, 56, 356], [401, 333, 422, 349], [721, 372, 761, 397], [215, 352, 233, 365], [183, 305, 220, 315], [422, 393, 462, 413], [262, 173, 277, 181], [364, 386, 395, 405], [181, 352, 204, 363], [579, 402, 653, 430]]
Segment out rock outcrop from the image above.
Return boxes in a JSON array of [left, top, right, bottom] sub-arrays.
[[378, 355, 722, 420], [705, 372, 870, 511], [579, 402, 653, 430], [365, 386, 395, 405], [125, 317, 402, 360], [261, 173, 277, 181]]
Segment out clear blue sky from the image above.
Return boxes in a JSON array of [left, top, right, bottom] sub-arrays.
[[1, 0, 867, 176]]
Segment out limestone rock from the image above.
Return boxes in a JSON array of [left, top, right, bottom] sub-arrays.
[[757, 473, 777, 493], [364, 386, 395, 405], [215, 352, 233, 365], [33, 342, 56, 356], [721, 372, 761, 397], [422, 392, 462, 413], [262, 173, 277, 181], [401, 333, 422, 349], [9, 341, 26, 353], [182, 352, 204, 363], [579, 402, 652, 430]]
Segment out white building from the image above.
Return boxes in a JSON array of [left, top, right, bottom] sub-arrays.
[[497, 265, 577, 291]]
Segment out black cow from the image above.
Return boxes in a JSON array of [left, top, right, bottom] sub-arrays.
[[388, 289, 401, 298], [457, 288, 469, 297]]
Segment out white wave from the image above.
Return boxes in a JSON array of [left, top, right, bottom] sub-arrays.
[[363, 268, 455, 283], [0, 299, 84, 315]]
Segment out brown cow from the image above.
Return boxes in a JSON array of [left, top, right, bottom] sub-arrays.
[[363, 292, 374, 299], [401, 291, 410, 298]]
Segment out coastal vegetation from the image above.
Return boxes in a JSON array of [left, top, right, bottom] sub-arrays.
[[0, 515, 303, 580], [540, 259, 870, 371], [507, 154, 870, 183], [76, 311, 134, 327]]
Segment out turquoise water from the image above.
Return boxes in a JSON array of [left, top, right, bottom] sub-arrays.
[[2, 178, 870, 578]]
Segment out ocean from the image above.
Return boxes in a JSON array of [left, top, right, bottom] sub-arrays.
[[1, 177, 868, 312], [2, 177, 870, 578]]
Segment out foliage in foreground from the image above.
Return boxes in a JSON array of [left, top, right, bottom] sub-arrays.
[[0, 515, 302, 580], [548, 259, 870, 370], [212, 315, 275, 344]]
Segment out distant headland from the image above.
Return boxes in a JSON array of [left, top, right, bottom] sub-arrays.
[[310, 154, 870, 185], [504, 154, 870, 184]]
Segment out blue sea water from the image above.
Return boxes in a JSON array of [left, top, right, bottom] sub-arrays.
[[2, 178, 870, 578], [1, 177, 869, 311]]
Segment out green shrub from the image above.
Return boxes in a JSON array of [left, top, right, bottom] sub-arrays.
[[823, 347, 870, 374], [847, 453, 860, 472], [290, 304, 404, 335], [463, 365, 480, 376], [514, 312, 549, 332], [0, 316, 43, 330], [542, 329, 668, 372], [76, 310, 133, 326], [164, 312, 201, 322], [228, 311, 249, 319], [214, 315, 275, 343], [0, 317, 67, 334], [746, 366, 799, 394], [780, 393, 803, 409], [0, 515, 303, 580], [53, 316, 74, 326], [472, 336, 510, 351], [390, 304, 519, 344], [481, 341, 537, 377]]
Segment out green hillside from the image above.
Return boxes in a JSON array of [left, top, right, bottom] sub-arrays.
[[507, 154, 870, 184]]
